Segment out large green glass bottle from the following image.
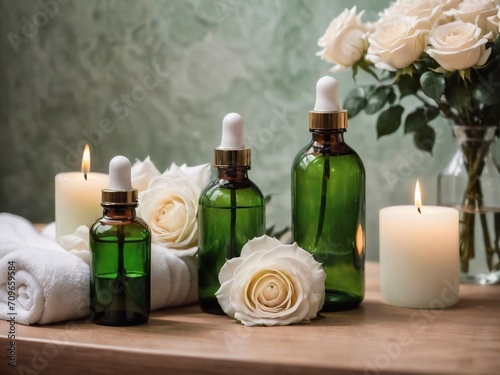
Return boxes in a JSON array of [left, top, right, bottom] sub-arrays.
[[198, 113, 266, 315], [90, 156, 151, 326], [292, 76, 365, 311]]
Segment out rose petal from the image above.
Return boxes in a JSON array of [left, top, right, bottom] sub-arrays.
[[215, 279, 236, 318], [219, 257, 245, 284], [240, 235, 282, 258], [131, 156, 161, 192]]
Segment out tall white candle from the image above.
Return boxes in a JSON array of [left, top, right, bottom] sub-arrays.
[[379, 181, 459, 308], [55, 145, 108, 241]]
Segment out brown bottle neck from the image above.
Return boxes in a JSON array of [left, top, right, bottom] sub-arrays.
[[309, 129, 354, 156], [311, 129, 346, 144], [217, 166, 250, 181], [101, 204, 137, 220]]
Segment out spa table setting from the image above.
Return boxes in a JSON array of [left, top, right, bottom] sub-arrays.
[[1, 258, 499, 375]]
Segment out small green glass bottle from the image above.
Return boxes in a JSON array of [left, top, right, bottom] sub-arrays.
[[90, 156, 151, 326], [292, 76, 365, 311], [198, 113, 266, 314]]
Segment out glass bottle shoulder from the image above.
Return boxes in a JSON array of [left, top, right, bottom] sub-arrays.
[[199, 177, 265, 208], [90, 215, 151, 241], [292, 138, 365, 173]]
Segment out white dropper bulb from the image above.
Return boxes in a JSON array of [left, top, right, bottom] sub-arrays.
[[314, 76, 341, 112], [218, 112, 245, 150], [108, 155, 133, 190]]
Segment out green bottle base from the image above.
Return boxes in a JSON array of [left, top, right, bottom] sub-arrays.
[[321, 290, 363, 312], [199, 297, 226, 315], [91, 310, 149, 326]]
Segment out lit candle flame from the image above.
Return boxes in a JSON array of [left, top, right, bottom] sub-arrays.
[[82, 144, 90, 180], [415, 180, 422, 214]]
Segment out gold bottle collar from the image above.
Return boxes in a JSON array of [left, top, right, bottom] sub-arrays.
[[101, 189, 138, 205], [214, 148, 251, 167], [309, 110, 348, 130]]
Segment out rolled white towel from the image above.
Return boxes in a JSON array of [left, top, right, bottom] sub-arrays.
[[0, 238, 89, 325], [0, 214, 198, 325]]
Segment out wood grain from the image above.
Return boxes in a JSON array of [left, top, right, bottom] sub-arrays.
[[1, 262, 499, 375]]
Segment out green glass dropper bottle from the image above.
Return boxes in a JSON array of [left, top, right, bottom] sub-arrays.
[[198, 112, 266, 315], [89, 155, 151, 326], [291, 76, 366, 311]]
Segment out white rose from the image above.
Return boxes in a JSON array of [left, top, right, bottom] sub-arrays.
[[366, 17, 431, 71], [131, 156, 161, 192], [379, 0, 446, 25], [486, 7, 500, 37], [59, 225, 91, 264], [447, 0, 499, 33], [163, 162, 211, 191], [216, 235, 326, 327], [426, 20, 492, 71], [317, 7, 368, 71], [137, 163, 211, 249]]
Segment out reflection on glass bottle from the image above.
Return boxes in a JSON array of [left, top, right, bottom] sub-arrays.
[[90, 156, 151, 326], [292, 76, 365, 311], [198, 113, 266, 314]]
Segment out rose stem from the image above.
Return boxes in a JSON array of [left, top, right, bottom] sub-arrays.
[[314, 156, 329, 249], [228, 188, 237, 259]]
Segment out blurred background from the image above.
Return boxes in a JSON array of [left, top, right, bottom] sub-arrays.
[[0, 0, 455, 260]]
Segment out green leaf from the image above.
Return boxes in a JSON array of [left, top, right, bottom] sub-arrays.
[[387, 90, 397, 104], [395, 65, 416, 79], [458, 68, 472, 81], [343, 87, 366, 118], [413, 125, 435, 154], [425, 106, 440, 121], [471, 79, 500, 105], [404, 108, 426, 134], [398, 74, 420, 98], [420, 71, 445, 102], [445, 83, 470, 110], [376, 105, 404, 138], [430, 66, 449, 74], [365, 87, 391, 115]]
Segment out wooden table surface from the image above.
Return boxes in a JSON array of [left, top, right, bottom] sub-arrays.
[[1, 262, 499, 375]]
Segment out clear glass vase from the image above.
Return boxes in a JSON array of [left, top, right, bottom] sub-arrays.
[[438, 125, 500, 285]]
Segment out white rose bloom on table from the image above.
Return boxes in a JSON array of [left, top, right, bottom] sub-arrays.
[[366, 17, 431, 72], [216, 235, 326, 327], [137, 162, 211, 250], [426, 20, 492, 71], [131, 156, 161, 192], [316, 7, 367, 72]]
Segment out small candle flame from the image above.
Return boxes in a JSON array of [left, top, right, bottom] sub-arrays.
[[415, 180, 422, 214], [82, 144, 90, 180]]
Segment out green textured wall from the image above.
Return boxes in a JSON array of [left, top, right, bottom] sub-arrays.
[[0, 0, 454, 259]]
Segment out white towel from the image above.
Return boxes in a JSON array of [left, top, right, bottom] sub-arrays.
[[0, 213, 198, 325], [0, 239, 90, 325]]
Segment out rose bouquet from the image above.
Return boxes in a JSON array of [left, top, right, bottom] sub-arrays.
[[317, 0, 500, 277]]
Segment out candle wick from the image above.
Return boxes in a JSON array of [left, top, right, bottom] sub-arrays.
[[84, 173, 87, 181], [417, 207, 421, 214]]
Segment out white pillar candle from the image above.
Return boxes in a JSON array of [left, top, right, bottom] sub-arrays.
[[379, 182, 459, 309], [55, 145, 108, 241]]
